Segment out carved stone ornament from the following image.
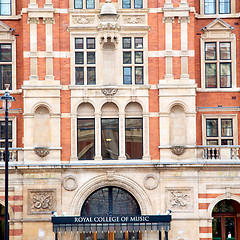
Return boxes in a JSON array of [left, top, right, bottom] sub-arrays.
[[143, 174, 158, 190], [62, 175, 78, 191], [98, 22, 120, 31], [163, 16, 174, 23], [178, 16, 190, 23], [123, 16, 144, 24], [101, 88, 118, 96], [43, 17, 55, 24], [72, 16, 95, 24], [27, 17, 39, 24], [28, 189, 56, 214], [166, 188, 193, 212], [171, 146, 186, 156], [34, 147, 50, 158]]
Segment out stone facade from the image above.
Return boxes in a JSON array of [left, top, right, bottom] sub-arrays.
[[0, 0, 239, 239]]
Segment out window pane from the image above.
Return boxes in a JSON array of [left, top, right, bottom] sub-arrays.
[[205, 63, 217, 88], [225, 217, 235, 239], [75, 38, 83, 49], [212, 217, 222, 239], [115, 232, 125, 240], [101, 119, 119, 160], [86, 0, 95, 9], [123, 0, 131, 8], [0, 65, 12, 90], [0, 121, 12, 140], [75, 67, 84, 85], [221, 139, 233, 145], [220, 42, 231, 60], [205, 42, 216, 60], [219, 0, 230, 14], [134, 0, 143, 8], [204, 0, 216, 14], [87, 38, 95, 49], [135, 67, 143, 84], [135, 38, 143, 49], [135, 51, 143, 64], [207, 140, 218, 145], [126, 119, 142, 159], [220, 63, 231, 88], [129, 232, 140, 240], [221, 119, 232, 137], [123, 52, 131, 64], [82, 233, 93, 240], [123, 67, 132, 84], [87, 67, 96, 85], [0, 44, 11, 62], [87, 52, 95, 64], [206, 119, 218, 137], [0, 0, 11, 15], [77, 119, 95, 160], [123, 38, 131, 49], [75, 52, 84, 64], [75, 0, 83, 8]]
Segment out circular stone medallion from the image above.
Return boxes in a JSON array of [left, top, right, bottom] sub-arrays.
[[143, 174, 158, 190], [62, 175, 78, 191]]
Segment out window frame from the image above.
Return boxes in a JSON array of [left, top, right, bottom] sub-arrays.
[[122, 0, 143, 9], [0, 116, 16, 148], [74, 0, 95, 9], [202, 114, 237, 146]]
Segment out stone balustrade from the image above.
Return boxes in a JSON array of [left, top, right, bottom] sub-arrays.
[[0, 148, 23, 162]]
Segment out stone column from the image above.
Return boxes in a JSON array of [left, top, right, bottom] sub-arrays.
[[118, 113, 126, 160], [28, 0, 38, 8], [43, 17, 55, 80], [95, 113, 102, 161], [70, 115, 78, 161], [163, 17, 174, 79], [45, 0, 53, 8], [143, 113, 150, 160], [28, 17, 39, 80]]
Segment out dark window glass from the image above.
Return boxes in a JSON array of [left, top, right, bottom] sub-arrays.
[[0, 65, 12, 90], [0, 44, 11, 62], [135, 38, 143, 49], [0, 121, 12, 148], [87, 67, 96, 85], [135, 51, 143, 64], [0, 0, 11, 15], [220, 63, 231, 88], [81, 187, 141, 216], [75, 38, 84, 49], [221, 119, 232, 137], [123, 52, 131, 64], [135, 67, 143, 84], [213, 200, 236, 213], [122, 0, 131, 8], [207, 140, 218, 145], [205, 42, 216, 60], [134, 0, 143, 8], [87, 38, 95, 49], [101, 119, 119, 160], [125, 119, 142, 159], [75, 67, 84, 85], [75, 52, 84, 64], [219, 0, 230, 14], [123, 67, 132, 84], [212, 217, 222, 239], [206, 119, 218, 137], [86, 0, 95, 9], [221, 139, 233, 145], [204, 0, 216, 14], [205, 63, 217, 88], [87, 52, 95, 64], [123, 38, 131, 49], [77, 119, 94, 160], [220, 42, 231, 60]]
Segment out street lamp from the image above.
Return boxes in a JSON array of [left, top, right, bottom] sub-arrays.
[[0, 84, 15, 240]]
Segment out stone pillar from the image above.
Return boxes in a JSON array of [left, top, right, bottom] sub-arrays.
[[45, 0, 53, 8], [28, 17, 39, 80], [70, 115, 78, 161], [143, 113, 150, 160], [95, 113, 102, 161], [43, 17, 55, 80], [119, 113, 126, 160]]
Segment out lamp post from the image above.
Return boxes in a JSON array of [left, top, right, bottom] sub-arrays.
[[0, 84, 15, 240]]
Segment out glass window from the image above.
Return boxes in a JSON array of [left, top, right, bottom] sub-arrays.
[[204, 0, 216, 14], [87, 38, 95, 49], [0, 0, 11, 15], [221, 119, 232, 137], [207, 119, 218, 137], [86, 0, 94, 9], [205, 43, 216, 60], [75, 0, 83, 8], [74, 0, 95, 9], [125, 119, 142, 159], [134, 0, 143, 8], [123, 52, 131, 64], [123, 0, 131, 8], [219, 0, 230, 14], [75, 52, 84, 64], [101, 119, 119, 160], [205, 63, 217, 88], [75, 38, 84, 49], [87, 67, 96, 85], [123, 67, 132, 84], [135, 67, 143, 84], [123, 38, 131, 49], [220, 42, 231, 60], [220, 63, 231, 88], [0, 121, 12, 148], [77, 119, 95, 160], [75, 67, 84, 85]]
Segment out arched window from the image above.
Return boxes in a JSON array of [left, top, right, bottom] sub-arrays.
[[212, 199, 240, 240], [81, 186, 141, 216]]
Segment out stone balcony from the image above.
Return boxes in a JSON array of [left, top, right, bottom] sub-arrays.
[[0, 148, 23, 162]]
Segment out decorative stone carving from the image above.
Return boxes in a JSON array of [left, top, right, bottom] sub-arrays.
[[98, 22, 120, 31], [171, 146, 186, 156], [43, 17, 55, 24], [178, 16, 190, 23], [72, 16, 95, 24], [28, 189, 56, 214], [27, 17, 39, 24], [34, 147, 50, 158], [101, 88, 118, 96], [123, 16, 144, 24], [62, 175, 78, 191], [144, 174, 158, 190], [106, 171, 115, 181], [163, 17, 174, 23], [166, 188, 193, 212]]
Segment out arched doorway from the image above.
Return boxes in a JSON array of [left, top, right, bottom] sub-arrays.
[[80, 186, 142, 240], [212, 199, 240, 240]]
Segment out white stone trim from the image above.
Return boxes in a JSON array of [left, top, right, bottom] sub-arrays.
[[23, 51, 70, 58]]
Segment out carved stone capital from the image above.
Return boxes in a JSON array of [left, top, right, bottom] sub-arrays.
[[171, 146, 186, 156], [163, 16, 174, 23], [34, 147, 50, 158], [98, 22, 120, 31], [43, 17, 55, 24], [178, 16, 190, 23], [27, 17, 39, 24], [72, 16, 95, 24], [101, 88, 118, 96]]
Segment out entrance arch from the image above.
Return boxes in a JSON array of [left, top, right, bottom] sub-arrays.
[[212, 199, 240, 240]]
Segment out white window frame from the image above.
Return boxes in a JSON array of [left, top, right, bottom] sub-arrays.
[[202, 114, 238, 146], [0, 0, 16, 18], [70, 0, 99, 9], [0, 116, 16, 148], [122, 0, 144, 9]]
